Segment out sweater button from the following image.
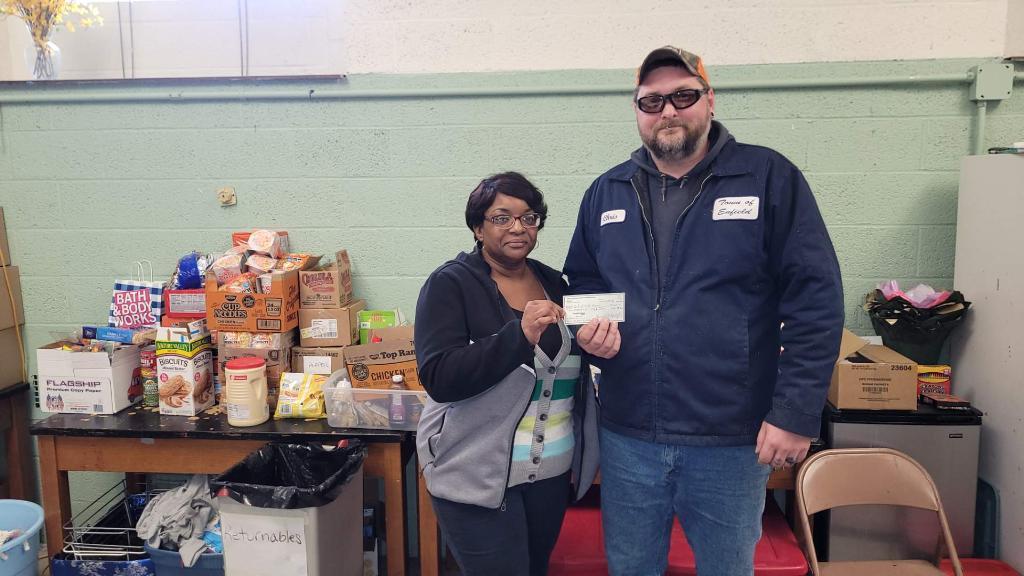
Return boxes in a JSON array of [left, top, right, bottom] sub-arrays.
[[528, 474, 536, 481], [539, 414, 548, 421], [532, 457, 540, 464], [547, 367, 557, 375], [536, 435, 544, 443], [542, 390, 551, 398]]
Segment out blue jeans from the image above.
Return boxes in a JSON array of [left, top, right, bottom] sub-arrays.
[[599, 427, 771, 576]]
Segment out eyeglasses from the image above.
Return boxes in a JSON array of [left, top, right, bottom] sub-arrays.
[[636, 88, 710, 114], [484, 213, 543, 229]]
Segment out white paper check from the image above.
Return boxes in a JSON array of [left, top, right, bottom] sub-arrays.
[[563, 293, 626, 325]]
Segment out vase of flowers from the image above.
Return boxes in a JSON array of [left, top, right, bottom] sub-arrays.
[[1, 0, 103, 80]]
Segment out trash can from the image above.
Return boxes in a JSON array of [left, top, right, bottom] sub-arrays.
[[211, 441, 366, 576], [864, 287, 971, 364], [0, 500, 44, 576]]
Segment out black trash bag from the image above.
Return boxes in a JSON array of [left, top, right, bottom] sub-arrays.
[[211, 441, 366, 509], [864, 289, 971, 365]]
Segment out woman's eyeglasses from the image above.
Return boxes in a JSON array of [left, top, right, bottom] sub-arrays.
[[636, 88, 710, 114], [485, 213, 543, 229]]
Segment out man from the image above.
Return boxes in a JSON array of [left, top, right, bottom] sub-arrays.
[[565, 46, 844, 575]]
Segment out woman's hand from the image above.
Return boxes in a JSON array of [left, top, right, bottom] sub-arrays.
[[577, 318, 620, 359], [521, 300, 564, 346]]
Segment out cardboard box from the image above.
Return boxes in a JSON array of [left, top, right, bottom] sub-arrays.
[[0, 207, 10, 266], [357, 309, 403, 345], [344, 337, 422, 391], [0, 266, 24, 331], [37, 342, 142, 414], [292, 346, 346, 375], [0, 325, 26, 391], [156, 321, 214, 416], [205, 269, 299, 333], [298, 299, 366, 347], [917, 365, 952, 397], [299, 250, 353, 309], [829, 329, 918, 410], [164, 289, 207, 319], [218, 329, 296, 409]]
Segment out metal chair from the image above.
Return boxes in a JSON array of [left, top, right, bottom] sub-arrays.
[[795, 447, 964, 576]]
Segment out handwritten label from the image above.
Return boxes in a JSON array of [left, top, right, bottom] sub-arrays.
[[221, 513, 307, 576], [563, 293, 626, 325], [712, 196, 759, 221], [600, 209, 626, 226], [303, 356, 333, 374]]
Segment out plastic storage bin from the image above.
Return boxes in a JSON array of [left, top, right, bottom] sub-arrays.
[[144, 544, 223, 576], [325, 386, 426, 431], [941, 559, 1022, 575], [0, 500, 44, 576]]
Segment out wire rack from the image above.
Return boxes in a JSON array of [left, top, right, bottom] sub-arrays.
[[60, 477, 182, 561]]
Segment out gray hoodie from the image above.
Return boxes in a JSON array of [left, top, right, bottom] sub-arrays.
[[630, 121, 732, 290]]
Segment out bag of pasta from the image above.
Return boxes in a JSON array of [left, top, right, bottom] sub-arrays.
[[274, 373, 327, 419]]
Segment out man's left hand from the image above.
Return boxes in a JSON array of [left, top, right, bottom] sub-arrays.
[[755, 421, 811, 469]]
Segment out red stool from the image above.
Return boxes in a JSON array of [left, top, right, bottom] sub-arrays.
[[941, 559, 1021, 575], [549, 499, 808, 576]]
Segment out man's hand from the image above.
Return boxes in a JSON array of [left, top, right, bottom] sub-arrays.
[[577, 318, 620, 359], [755, 421, 811, 469], [521, 300, 563, 346]]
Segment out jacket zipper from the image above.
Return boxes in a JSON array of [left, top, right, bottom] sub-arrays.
[[499, 367, 535, 507], [573, 363, 587, 501], [631, 179, 660, 311]]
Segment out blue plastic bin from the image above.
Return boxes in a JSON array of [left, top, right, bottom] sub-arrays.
[[0, 500, 44, 576], [144, 544, 223, 576]]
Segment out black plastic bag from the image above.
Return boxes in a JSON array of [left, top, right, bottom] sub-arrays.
[[211, 441, 366, 509], [864, 289, 971, 364]]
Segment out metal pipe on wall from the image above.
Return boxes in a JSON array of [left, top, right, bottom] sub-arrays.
[[0, 72, 983, 104], [974, 100, 988, 156]]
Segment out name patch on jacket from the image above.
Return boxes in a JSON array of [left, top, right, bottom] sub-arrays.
[[600, 209, 626, 226], [712, 197, 759, 221]]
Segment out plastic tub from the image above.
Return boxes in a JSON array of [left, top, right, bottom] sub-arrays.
[[144, 543, 224, 576], [0, 500, 44, 576]]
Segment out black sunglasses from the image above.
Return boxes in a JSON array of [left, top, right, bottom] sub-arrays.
[[636, 88, 710, 114]]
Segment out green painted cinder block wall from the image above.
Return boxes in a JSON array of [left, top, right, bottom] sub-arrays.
[[1, 58, 1022, 509]]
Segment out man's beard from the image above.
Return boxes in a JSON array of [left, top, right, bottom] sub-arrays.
[[642, 116, 710, 162]]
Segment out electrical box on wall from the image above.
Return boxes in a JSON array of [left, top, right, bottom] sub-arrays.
[[970, 62, 1014, 101]]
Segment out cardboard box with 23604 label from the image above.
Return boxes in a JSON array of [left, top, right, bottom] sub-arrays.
[[205, 269, 300, 333]]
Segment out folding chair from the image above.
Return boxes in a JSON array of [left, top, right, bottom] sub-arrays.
[[795, 448, 964, 576]]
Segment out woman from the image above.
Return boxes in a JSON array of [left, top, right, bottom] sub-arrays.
[[415, 172, 599, 576]]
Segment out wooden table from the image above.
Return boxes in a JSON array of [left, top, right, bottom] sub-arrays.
[[0, 382, 34, 500], [31, 408, 416, 576]]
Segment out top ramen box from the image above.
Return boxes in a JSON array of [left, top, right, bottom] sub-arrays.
[[343, 337, 422, 391], [205, 269, 299, 333]]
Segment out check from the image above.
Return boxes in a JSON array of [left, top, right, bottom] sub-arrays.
[[562, 293, 626, 325]]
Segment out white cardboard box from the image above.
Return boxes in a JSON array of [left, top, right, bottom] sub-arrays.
[[37, 343, 142, 414]]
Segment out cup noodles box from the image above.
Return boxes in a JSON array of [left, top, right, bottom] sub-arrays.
[[156, 321, 214, 416], [829, 329, 918, 410], [299, 250, 354, 309], [343, 337, 422, 391], [205, 269, 299, 333], [917, 365, 952, 397], [37, 342, 142, 414]]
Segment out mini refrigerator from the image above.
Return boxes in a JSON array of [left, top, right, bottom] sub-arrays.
[[817, 403, 982, 561]]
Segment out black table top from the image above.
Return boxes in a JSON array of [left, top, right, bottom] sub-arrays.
[[30, 405, 407, 443]]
